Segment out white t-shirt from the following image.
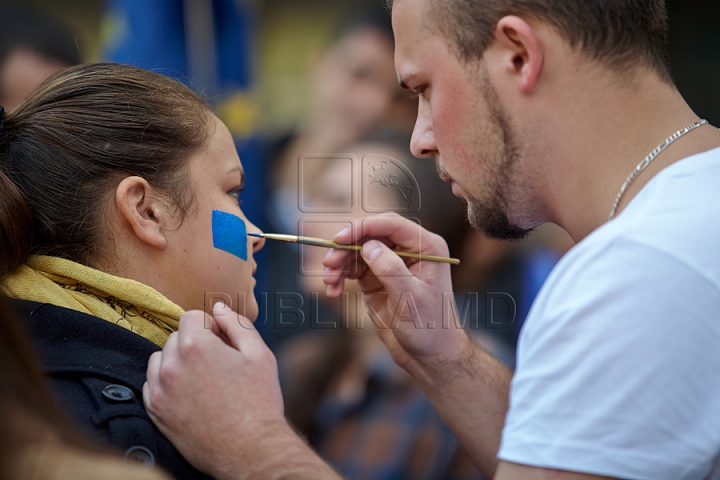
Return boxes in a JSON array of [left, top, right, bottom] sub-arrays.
[[498, 147, 720, 480]]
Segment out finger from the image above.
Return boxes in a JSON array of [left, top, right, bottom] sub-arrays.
[[356, 271, 386, 295], [323, 245, 366, 280], [142, 381, 150, 410], [161, 331, 179, 360], [360, 240, 420, 294], [322, 248, 364, 282], [144, 351, 163, 414], [324, 256, 372, 298], [332, 224, 353, 243], [208, 303, 225, 336], [145, 350, 162, 389], [146, 408, 162, 431], [207, 301, 232, 340], [325, 278, 346, 299], [175, 310, 215, 337], [211, 302, 264, 351], [323, 246, 354, 269], [323, 265, 361, 285], [336, 213, 448, 257]]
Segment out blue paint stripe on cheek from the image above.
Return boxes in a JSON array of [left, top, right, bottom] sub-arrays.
[[212, 210, 248, 261]]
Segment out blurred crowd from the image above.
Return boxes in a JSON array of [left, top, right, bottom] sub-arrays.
[[2, 0, 712, 478]]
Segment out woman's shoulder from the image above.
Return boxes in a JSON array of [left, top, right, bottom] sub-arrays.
[[10, 299, 214, 480], [12, 300, 159, 383]]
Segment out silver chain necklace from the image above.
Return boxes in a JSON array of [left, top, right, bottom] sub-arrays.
[[608, 119, 708, 220]]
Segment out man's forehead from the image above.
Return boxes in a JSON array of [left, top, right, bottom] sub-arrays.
[[392, 0, 444, 79], [391, 0, 430, 27], [392, 0, 426, 50]]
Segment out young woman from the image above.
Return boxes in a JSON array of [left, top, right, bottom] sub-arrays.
[[0, 63, 264, 478]]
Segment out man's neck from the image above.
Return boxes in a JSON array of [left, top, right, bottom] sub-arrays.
[[536, 68, 720, 242]]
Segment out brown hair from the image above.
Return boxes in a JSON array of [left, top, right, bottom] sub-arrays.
[[388, 0, 672, 82], [0, 63, 212, 277]]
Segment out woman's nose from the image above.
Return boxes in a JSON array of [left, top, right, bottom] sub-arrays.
[[247, 222, 265, 252]]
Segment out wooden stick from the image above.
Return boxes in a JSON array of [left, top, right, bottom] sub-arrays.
[[249, 233, 460, 265]]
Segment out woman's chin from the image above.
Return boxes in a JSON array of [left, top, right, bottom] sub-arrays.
[[245, 302, 260, 323]]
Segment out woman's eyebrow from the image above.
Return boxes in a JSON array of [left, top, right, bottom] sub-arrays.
[[227, 166, 245, 185]]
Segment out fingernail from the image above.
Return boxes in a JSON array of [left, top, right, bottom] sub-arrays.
[[323, 248, 335, 261], [363, 241, 382, 262], [213, 301, 229, 311], [334, 227, 349, 240]]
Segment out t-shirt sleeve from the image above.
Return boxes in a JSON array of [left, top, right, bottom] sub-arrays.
[[497, 237, 720, 480]]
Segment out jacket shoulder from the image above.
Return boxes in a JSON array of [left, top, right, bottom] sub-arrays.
[[11, 300, 212, 480]]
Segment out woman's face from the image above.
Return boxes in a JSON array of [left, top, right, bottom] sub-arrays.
[[161, 115, 264, 319]]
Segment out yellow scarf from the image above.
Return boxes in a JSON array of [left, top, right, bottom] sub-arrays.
[[0, 255, 183, 347]]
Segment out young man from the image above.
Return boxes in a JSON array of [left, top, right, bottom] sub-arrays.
[[144, 0, 720, 478]]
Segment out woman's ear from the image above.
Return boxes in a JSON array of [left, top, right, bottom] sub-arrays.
[[492, 15, 544, 94], [115, 176, 167, 250]]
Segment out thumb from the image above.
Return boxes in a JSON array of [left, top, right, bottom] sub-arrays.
[[212, 301, 262, 351], [361, 240, 417, 293]]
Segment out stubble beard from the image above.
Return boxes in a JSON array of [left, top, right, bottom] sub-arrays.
[[463, 65, 532, 241]]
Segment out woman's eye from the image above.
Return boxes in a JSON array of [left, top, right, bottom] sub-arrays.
[[228, 187, 245, 205]]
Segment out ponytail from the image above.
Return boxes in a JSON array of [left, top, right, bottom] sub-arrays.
[[0, 107, 34, 278]]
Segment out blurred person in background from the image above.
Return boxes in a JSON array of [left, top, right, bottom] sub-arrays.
[[0, 3, 81, 109], [277, 145, 482, 479], [268, 8, 406, 208], [0, 294, 169, 480], [259, 7, 421, 345]]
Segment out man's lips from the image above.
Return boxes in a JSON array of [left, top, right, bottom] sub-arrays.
[[439, 171, 461, 196], [436, 160, 465, 198], [435, 159, 453, 183]]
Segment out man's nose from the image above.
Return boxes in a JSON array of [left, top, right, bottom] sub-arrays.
[[410, 102, 437, 158]]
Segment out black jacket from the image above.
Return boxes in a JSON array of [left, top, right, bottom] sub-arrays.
[[11, 299, 213, 480]]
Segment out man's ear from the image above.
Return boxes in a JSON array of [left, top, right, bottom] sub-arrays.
[[491, 16, 543, 94], [115, 176, 167, 250]]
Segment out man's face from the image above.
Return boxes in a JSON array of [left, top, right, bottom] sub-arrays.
[[392, 0, 534, 240]]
